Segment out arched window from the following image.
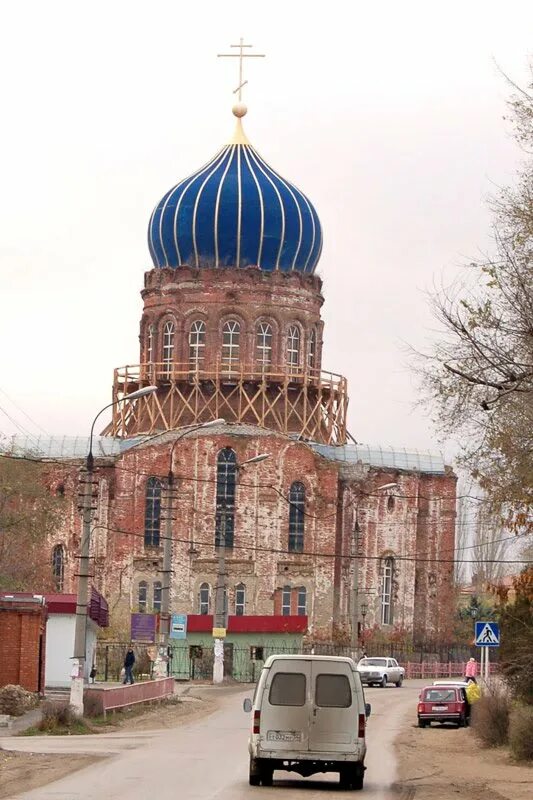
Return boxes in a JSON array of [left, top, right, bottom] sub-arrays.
[[288, 481, 305, 553], [146, 324, 154, 363], [162, 321, 175, 375], [297, 587, 307, 616], [199, 583, 210, 615], [215, 448, 237, 548], [144, 477, 163, 547], [282, 585, 292, 616], [153, 581, 162, 613], [235, 583, 246, 616], [138, 581, 148, 613], [308, 328, 316, 371], [287, 325, 300, 370], [256, 322, 272, 367], [52, 544, 64, 591], [222, 320, 240, 370], [380, 557, 394, 625], [189, 320, 206, 369], [387, 494, 395, 512]]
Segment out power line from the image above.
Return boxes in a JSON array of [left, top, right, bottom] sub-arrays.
[[0, 387, 49, 436]]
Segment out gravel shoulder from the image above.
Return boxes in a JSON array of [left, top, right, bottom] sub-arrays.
[[0, 689, 218, 799], [394, 718, 533, 800]]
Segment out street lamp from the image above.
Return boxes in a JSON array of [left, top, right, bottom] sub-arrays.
[[70, 385, 157, 715], [212, 453, 271, 684], [360, 602, 368, 652], [351, 481, 399, 653], [160, 419, 226, 654]]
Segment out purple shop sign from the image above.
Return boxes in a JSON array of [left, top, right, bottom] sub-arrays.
[[131, 613, 157, 642]]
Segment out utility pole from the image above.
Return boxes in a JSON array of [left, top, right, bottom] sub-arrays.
[[159, 469, 177, 674], [350, 504, 360, 656]]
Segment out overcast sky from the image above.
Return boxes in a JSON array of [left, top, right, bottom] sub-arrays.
[[0, 0, 531, 460]]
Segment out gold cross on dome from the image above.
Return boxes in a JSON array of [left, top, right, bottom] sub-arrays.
[[217, 37, 265, 101]]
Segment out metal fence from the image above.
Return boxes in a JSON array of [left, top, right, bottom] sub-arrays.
[[95, 640, 491, 684]]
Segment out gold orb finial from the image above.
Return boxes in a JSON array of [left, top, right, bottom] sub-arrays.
[[232, 102, 248, 118]]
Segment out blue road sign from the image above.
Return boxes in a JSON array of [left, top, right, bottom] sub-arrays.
[[475, 621, 500, 647]]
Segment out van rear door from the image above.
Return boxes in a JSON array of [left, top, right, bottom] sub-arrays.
[[260, 659, 311, 751], [309, 661, 358, 752]]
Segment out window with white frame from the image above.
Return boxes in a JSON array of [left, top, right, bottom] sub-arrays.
[[153, 581, 162, 613], [282, 585, 292, 616], [147, 324, 154, 363], [215, 448, 237, 548], [52, 544, 64, 591], [256, 322, 272, 367], [287, 325, 300, 370], [138, 581, 148, 612], [189, 320, 206, 369], [162, 321, 175, 375], [235, 583, 246, 616], [308, 328, 316, 371], [297, 586, 307, 616], [380, 557, 394, 624], [199, 583, 210, 615], [222, 320, 240, 369]]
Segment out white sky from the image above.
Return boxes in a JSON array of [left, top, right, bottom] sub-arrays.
[[0, 0, 531, 459]]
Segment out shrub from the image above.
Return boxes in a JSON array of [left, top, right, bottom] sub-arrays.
[[38, 700, 74, 732], [471, 686, 510, 747], [509, 705, 533, 761]]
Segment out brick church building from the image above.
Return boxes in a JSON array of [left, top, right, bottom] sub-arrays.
[[5, 100, 456, 645]]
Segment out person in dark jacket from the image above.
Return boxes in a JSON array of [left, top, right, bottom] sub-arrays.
[[124, 646, 135, 684]]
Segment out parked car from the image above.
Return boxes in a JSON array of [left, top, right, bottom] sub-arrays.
[[417, 684, 470, 727], [243, 654, 371, 790], [356, 657, 405, 687]]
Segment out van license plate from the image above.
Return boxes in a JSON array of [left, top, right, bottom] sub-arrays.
[[267, 730, 301, 742], [432, 706, 448, 711]]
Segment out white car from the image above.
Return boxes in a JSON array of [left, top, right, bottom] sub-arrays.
[[357, 657, 405, 687]]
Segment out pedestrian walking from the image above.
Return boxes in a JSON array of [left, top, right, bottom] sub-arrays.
[[123, 646, 136, 684], [464, 656, 477, 683]]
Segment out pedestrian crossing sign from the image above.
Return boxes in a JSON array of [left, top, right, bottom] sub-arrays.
[[475, 621, 500, 647]]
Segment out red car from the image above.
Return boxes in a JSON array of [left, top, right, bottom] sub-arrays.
[[417, 684, 470, 728]]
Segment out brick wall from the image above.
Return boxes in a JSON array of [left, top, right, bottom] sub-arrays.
[[0, 600, 47, 693]]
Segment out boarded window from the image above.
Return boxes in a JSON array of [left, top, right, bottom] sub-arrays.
[[315, 674, 352, 708], [269, 672, 306, 707]]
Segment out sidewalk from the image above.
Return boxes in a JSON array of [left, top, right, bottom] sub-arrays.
[[0, 707, 43, 737]]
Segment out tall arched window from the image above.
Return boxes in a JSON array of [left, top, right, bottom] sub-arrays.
[[215, 448, 237, 548], [153, 581, 162, 613], [52, 544, 64, 591], [189, 320, 206, 369], [282, 585, 292, 616], [199, 582, 210, 615], [222, 320, 240, 370], [256, 322, 272, 367], [146, 324, 154, 363], [288, 481, 305, 553], [297, 587, 307, 616], [235, 583, 246, 616], [144, 477, 163, 547], [138, 581, 148, 612], [308, 328, 316, 371], [380, 557, 394, 624], [162, 321, 175, 375], [287, 325, 300, 370]]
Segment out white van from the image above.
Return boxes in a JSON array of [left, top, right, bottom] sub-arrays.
[[243, 654, 370, 789]]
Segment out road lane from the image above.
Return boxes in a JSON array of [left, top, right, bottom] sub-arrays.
[[4, 681, 423, 799]]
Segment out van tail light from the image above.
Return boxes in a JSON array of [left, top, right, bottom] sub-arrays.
[[358, 713, 365, 738], [253, 710, 261, 734]]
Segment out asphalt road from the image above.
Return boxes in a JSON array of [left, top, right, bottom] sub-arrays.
[[2, 680, 425, 799]]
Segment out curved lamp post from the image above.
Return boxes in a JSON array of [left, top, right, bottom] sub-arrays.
[[212, 452, 271, 684], [70, 385, 157, 715]]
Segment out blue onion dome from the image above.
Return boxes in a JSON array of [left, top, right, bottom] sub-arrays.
[[148, 107, 322, 273]]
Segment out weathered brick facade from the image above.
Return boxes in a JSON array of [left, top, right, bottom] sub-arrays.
[[0, 598, 47, 693]]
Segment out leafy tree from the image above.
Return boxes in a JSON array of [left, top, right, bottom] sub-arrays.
[[0, 455, 62, 591], [416, 67, 533, 529], [497, 567, 533, 704]]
